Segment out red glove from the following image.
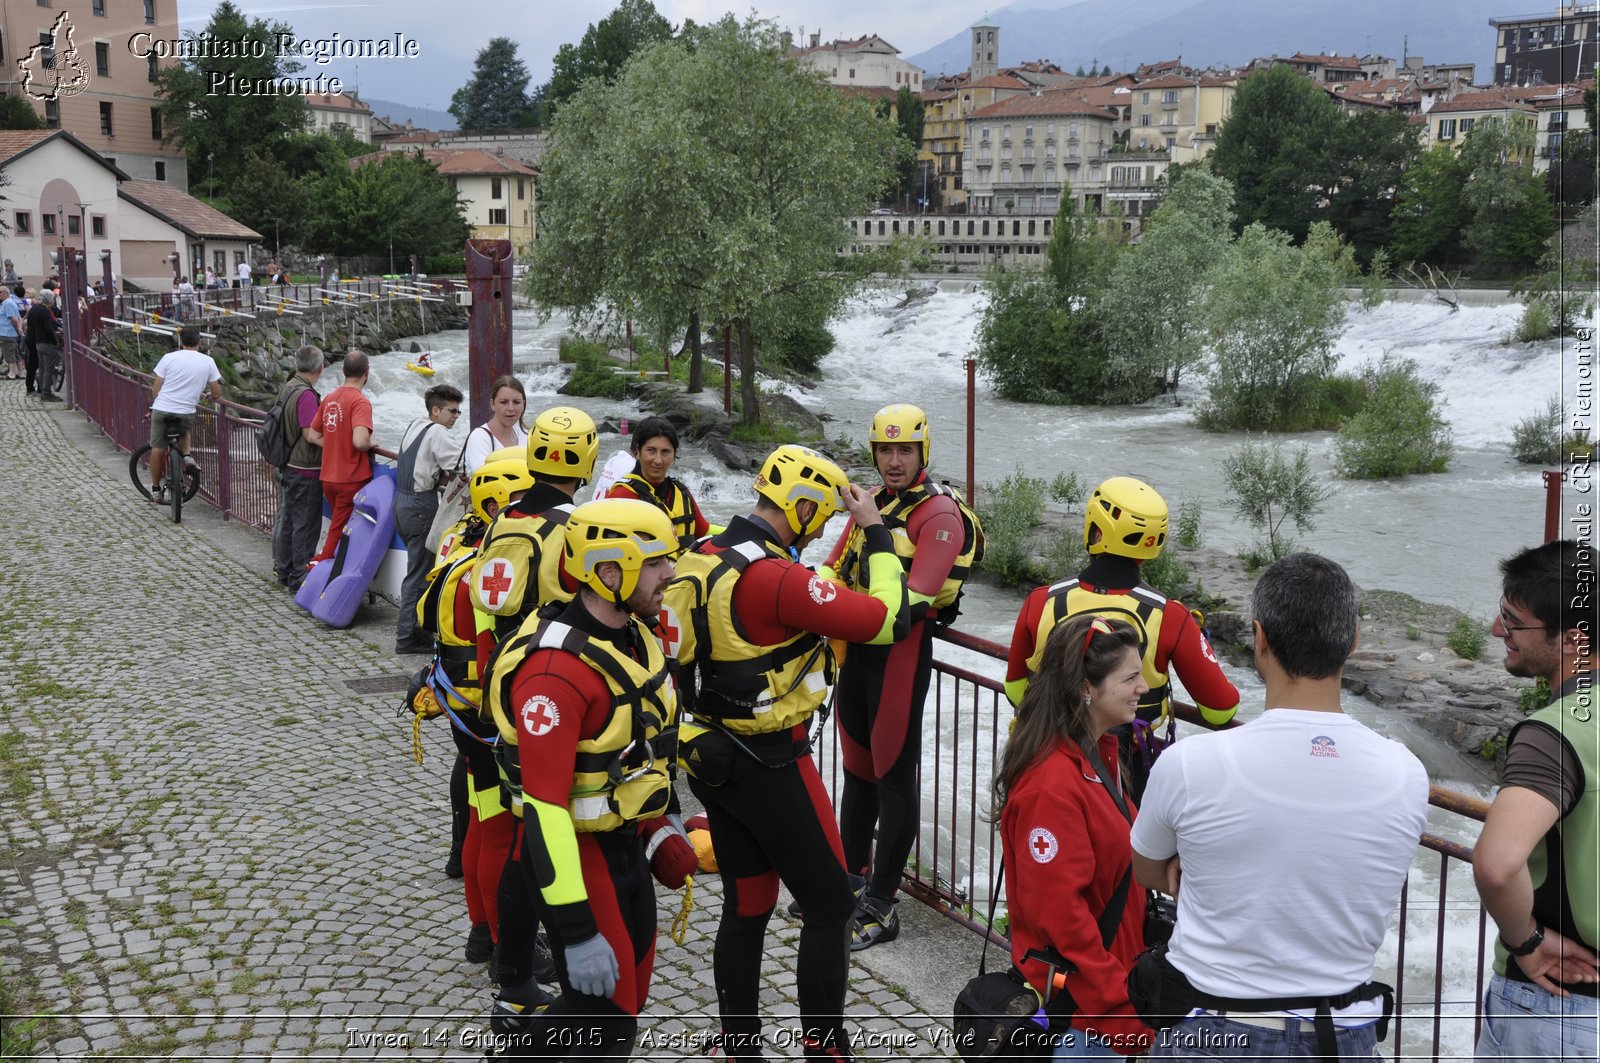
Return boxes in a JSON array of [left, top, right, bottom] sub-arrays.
[[641, 816, 697, 889]]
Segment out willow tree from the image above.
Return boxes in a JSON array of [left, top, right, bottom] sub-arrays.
[[528, 16, 905, 421]]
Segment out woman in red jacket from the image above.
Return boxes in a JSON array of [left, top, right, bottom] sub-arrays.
[[994, 615, 1155, 1058]]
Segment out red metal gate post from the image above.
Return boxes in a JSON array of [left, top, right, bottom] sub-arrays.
[[217, 405, 233, 522], [1543, 469, 1566, 543], [464, 239, 514, 428], [723, 326, 732, 416], [965, 357, 976, 504]]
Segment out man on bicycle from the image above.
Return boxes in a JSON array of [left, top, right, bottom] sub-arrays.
[[148, 325, 221, 504]]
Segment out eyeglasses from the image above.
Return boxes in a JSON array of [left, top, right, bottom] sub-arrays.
[[443, 407, 462, 417], [1496, 601, 1545, 635], [1081, 616, 1114, 657]]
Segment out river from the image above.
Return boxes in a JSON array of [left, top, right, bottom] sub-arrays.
[[362, 287, 1583, 1058]]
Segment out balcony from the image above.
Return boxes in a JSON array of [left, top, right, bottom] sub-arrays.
[[1162, 98, 1180, 110]]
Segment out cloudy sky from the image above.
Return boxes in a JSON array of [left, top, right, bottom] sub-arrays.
[[205, 1, 987, 112]]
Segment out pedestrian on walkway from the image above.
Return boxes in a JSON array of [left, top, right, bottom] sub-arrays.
[[0, 283, 25, 380], [306, 351, 374, 562], [270, 346, 324, 590], [664, 444, 911, 1061], [393, 383, 464, 654], [28, 289, 63, 403], [1473, 539, 1600, 1059]]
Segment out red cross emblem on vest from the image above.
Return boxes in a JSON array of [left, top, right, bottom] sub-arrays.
[[478, 558, 515, 608], [1028, 826, 1058, 863], [657, 605, 682, 658], [521, 694, 560, 737], [885, 424, 901, 438]]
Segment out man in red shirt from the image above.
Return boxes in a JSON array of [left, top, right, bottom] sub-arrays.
[[305, 350, 375, 563]]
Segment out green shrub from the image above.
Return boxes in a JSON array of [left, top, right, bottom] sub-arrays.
[[1515, 298, 1557, 342], [1050, 471, 1084, 507], [1445, 616, 1487, 660], [976, 468, 1049, 584], [1140, 547, 1191, 601], [1313, 372, 1370, 427], [1046, 524, 1087, 579], [1335, 357, 1453, 478], [1518, 677, 1552, 715], [1510, 395, 1564, 464], [1174, 498, 1203, 549], [761, 318, 835, 375], [1222, 439, 1331, 562], [560, 338, 626, 399]]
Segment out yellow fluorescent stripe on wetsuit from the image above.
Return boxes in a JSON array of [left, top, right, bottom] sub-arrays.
[[1198, 702, 1237, 726], [1005, 677, 1029, 708], [527, 797, 588, 907], [862, 548, 910, 646]]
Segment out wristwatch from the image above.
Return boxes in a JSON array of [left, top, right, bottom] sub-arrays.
[[1503, 924, 1544, 957]]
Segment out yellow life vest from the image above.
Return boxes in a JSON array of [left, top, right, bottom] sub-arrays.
[[484, 614, 678, 833], [834, 479, 984, 610], [472, 503, 575, 635], [431, 514, 478, 577], [662, 541, 836, 735], [416, 548, 485, 708], [616, 473, 701, 549], [1025, 577, 1171, 716]]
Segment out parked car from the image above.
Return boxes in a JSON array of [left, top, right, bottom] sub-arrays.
[[870, 208, 894, 215]]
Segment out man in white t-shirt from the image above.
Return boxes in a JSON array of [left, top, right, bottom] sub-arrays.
[[236, 260, 252, 288], [1131, 552, 1428, 1061], [148, 325, 223, 502]]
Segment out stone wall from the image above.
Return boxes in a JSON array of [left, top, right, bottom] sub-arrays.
[[96, 297, 468, 407]]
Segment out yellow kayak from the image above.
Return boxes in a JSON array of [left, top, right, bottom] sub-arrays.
[[403, 362, 436, 377]]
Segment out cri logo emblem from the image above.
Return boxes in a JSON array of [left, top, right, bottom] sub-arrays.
[[20, 13, 91, 102]]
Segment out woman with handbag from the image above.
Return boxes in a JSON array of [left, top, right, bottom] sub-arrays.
[[461, 375, 529, 476], [994, 615, 1155, 1058]]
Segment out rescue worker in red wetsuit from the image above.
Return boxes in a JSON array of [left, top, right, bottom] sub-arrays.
[[472, 407, 599, 1005], [820, 404, 982, 950], [484, 498, 690, 1060], [415, 449, 534, 975], [1005, 476, 1239, 799], [663, 444, 911, 1061]]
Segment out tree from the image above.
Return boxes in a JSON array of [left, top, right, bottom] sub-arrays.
[[0, 94, 44, 130], [1335, 356, 1453, 478], [1546, 131, 1596, 208], [153, 2, 309, 199], [305, 152, 469, 264], [528, 17, 905, 424], [542, 0, 675, 120], [1209, 64, 1342, 242], [1200, 222, 1355, 430], [450, 38, 536, 130], [225, 154, 314, 252], [1459, 117, 1554, 271], [1222, 439, 1331, 563], [1390, 146, 1469, 266], [1102, 169, 1235, 397], [882, 85, 926, 208], [1323, 109, 1420, 263]]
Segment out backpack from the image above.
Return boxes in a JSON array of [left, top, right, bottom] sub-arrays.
[[257, 380, 306, 468]]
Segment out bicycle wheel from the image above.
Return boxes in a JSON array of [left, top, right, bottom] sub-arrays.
[[166, 441, 183, 523], [128, 445, 154, 501]]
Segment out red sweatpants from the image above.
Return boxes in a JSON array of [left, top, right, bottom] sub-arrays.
[[314, 478, 366, 562]]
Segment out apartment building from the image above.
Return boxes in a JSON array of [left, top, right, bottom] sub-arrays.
[[790, 33, 923, 92], [1490, 4, 1599, 85], [0, 0, 186, 185], [348, 147, 538, 253], [305, 92, 374, 144], [964, 91, 1123, 217], [1422, 92, 1540, 160], [1123, 74, 1236, 160]]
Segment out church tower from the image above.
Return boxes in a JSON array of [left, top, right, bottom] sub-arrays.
[[970, 17, 999, 82]]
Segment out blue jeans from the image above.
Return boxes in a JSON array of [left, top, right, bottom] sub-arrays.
[[1476, 973, 1600, 1061], [1149, 1013, 1380, 1060]]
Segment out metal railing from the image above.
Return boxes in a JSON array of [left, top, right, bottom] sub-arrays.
[[62, 336, 1496, 1057]]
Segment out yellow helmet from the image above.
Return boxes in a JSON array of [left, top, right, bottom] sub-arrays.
[[869, 403, 931, 466], [470, 448, 534, 524], [1084, 476, 1168, 561], [755, 445, 849, 539], [527, 405, 599, 483], [562, 498, 678, 604]]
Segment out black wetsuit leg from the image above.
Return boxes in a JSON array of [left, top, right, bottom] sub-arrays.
[[689, 745, 856, 1061]]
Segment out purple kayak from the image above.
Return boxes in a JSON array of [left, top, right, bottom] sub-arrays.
[[295, 474, 397, 628]]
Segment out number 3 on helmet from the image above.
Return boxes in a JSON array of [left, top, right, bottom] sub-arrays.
[[1084, 476, 1168, 561]]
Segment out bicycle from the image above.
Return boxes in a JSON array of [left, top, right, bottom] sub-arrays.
[[129, 417, 201, 523]]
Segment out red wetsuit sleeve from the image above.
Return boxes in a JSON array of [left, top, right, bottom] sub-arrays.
[[903, 495, 964, 600], [823, 518, 855, 570], [686, 489, 710, 537], [731, 558, 890, 645], [1155, 599, 1239, 712], [1006, 586, 1051, 685], [453, 572, 476, 640]]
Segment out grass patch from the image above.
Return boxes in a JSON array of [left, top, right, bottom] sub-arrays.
[[272, 715, 302, 727], [559, 338, 627, 399], [0, 731, 40, 800], [1445, 616, 1488, 661], [727, 422, 802, 448], [12, 663, 87, 700]]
